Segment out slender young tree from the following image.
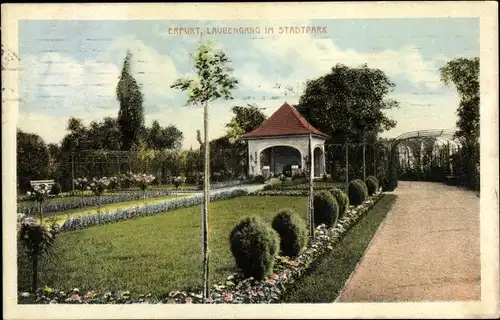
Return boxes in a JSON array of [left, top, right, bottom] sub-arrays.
[[171, 40, 238, 300], [117, 50, 145, 151]]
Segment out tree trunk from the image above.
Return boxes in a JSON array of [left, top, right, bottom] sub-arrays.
[[202, 102, 210, 300], [31, 254, 38, 293]]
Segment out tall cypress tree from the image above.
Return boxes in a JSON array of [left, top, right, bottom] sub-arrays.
[[116, 50, 145, 151]]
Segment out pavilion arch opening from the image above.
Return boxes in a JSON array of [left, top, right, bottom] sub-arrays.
[[260, 146, 302, 176]]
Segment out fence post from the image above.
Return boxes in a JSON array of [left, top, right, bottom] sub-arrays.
[[362, 144, 366, 181], [345, 143, 349, 188]]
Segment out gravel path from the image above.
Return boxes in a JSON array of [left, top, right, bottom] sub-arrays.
[[336, 181, 480, 302]]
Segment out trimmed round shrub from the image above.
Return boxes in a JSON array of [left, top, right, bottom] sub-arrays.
[[229, 216, 279, 280], [271, 209, 308, 258], [348, 180, 368, 206], [365, 177, 379, 196], [50, 183, 62, 195], [367, 175, 379, 185], [330, 187, 349, 218], [313, 191, 339, 228]]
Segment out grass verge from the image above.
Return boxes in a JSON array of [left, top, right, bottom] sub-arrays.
[[281, 194, 397, 303]]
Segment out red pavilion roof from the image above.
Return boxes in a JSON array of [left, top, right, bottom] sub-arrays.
[[240, 102, 328, 139]]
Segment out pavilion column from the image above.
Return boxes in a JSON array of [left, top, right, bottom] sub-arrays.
[[255, 150, 261, 176], [270, 147, 275, 174], [301, 148, 307, 173], [322, 146, 326, 176]]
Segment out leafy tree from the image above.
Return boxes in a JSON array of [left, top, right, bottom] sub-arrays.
[[297, 64, 398, 143], [17, 130, 50, 192], [146, 120, 184, 151], [171, 40, 238, 299], [225, 104, 267, 143], [86, 117, 122, 150], [117, 50, 145, 151], [296, 64, 398, 179], [47, 143, 62, 178], [439, 57, 480, 189], [224, 104, 267, 176], [440, 57, 480, 139]]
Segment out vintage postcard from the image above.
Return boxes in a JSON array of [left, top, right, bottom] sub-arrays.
[[2, 2, 499, 319]]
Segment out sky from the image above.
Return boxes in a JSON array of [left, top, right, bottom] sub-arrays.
[[17, 18, 479, 149]]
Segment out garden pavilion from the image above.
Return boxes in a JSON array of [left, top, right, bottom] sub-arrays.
[[239, 102, 328, 178]]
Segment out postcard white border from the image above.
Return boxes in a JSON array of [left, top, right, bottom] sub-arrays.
[[2, 2, 498, 319]]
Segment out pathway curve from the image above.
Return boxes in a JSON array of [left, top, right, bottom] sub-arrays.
[[336, 181, 480, 302]]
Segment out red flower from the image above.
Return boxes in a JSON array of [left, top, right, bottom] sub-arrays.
[[257, 290, 264, 296], [224, 293, 233, 302], [271, 273, 279, 280], [267, 279, 275, 285], [185, 297, 192, 303]]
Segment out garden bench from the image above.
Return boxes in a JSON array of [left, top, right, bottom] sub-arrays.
[[30, 179, 55, 190]]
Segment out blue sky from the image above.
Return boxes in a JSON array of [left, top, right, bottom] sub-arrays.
[[18, 18, 479, 149]]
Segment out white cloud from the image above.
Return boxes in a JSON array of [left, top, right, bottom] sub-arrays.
[[18, 29, 463, 150], [382, 90, 460, 138], [98, 35, 179, 101], [19, 35, 179, 115], [17, 108, 118, 144], [244, 33, 448, 93]]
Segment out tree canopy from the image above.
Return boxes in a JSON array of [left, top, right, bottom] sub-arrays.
[[225, 104, 267, 143], [17, 129, 50, 191], [145, 120, 184, 151], [117, 50, 145, 151], [439, 57, 479, 140], [296, 63, 398, 145], [171, 41, 239, 106]]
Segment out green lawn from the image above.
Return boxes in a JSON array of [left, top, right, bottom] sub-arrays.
[[42, 194, 188, 225], [22, 196, 308, 296], [282, 194, 397, 303]]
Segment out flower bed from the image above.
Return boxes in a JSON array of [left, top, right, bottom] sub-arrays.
[[18, 190, 175, 215], [18, 180, 256, 215], [262, 183, 339, 192], [58, 189, 249, 233], [249, 190, 310, 197], [19, 191, 384, 304]]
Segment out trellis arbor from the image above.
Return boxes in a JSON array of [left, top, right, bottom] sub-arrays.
[[61, 150, 135, 191], [325, 142, 390, 185], [56, 147, 249, 192], [387, 129, 478, 190]]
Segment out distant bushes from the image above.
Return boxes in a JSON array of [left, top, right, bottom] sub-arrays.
[[271, 209, 307, 258], [313, 191, 339, 228], [229, 216, 279, 280]]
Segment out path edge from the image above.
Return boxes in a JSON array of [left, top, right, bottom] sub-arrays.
[[333, 192, 397, 303]]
